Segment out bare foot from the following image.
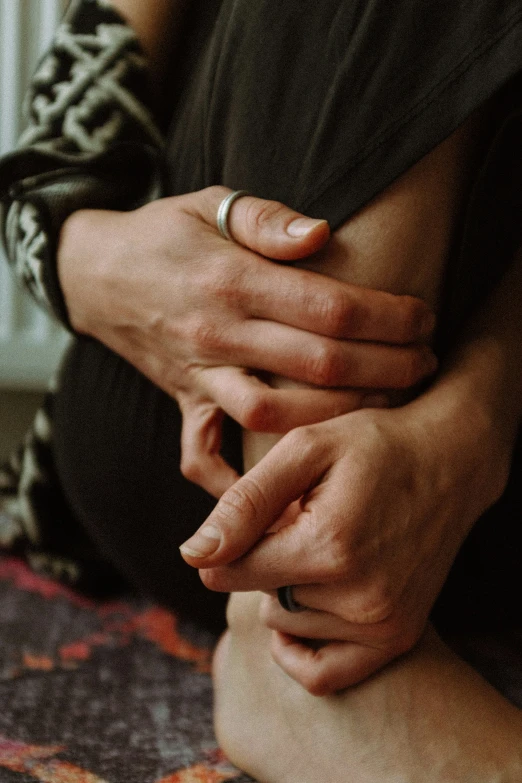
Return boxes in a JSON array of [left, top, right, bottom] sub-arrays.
[[213, 592, 522, 783]]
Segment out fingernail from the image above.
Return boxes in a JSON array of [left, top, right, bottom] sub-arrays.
[[286, 217, 328, 238], [179, 525, 221, 558]]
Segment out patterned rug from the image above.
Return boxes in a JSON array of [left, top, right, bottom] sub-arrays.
[[2, 554, 522, 783], [0, 556, 254, 783]]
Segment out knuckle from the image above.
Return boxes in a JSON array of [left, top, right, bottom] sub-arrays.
[[283, 425, 318, 460], [186, 315, 227, 356], [205, 260, 246, 302], [236, 390, 277, 431], [218, 477, 268, 524], [315, 291, 352, 334], [369, 587, 395, 621], [305, 342, 345, 386], [245, 198, 286, 233], [309, 516, 356, 580], [179, 455, 203, 484], [361, 596, 395, 625], [301, 669, 332, 697], [199, 568, 229, 593], [321, 537, 354, 581], [346, 582, 396, 625], [203, 185, 229, 208]]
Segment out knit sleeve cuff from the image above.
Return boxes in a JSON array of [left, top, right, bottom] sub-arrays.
[[0, 0, 166, 329]]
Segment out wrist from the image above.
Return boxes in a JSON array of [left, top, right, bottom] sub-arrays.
[[434, 248, 522, 451], [411, 354, 514, 518], [57, 208, 124, 335]]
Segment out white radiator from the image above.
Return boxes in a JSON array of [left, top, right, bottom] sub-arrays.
[[0, 0, 69, 390]]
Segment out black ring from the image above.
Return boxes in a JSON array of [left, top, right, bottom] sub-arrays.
[[277, 585, 306, 613]]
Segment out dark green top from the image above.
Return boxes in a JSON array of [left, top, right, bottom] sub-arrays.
[[166, 0, 522, 345], [164, 2, 522, 628]]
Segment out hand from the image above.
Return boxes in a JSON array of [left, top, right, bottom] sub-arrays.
[[180, 385, 509, 693], [58, 186, 435, 497]]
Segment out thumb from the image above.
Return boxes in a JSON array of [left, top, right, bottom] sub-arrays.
[[196, 186, 331, 260], [179, 428, 325, 566]]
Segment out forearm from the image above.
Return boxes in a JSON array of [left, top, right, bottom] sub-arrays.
[[421, 245, 522, 470]]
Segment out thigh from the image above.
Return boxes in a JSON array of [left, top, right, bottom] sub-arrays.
[[53, 336, 240, 629]]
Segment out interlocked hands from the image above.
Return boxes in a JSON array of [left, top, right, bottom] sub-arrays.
[[59, 186, 435, 497], [181, 389, 507, 694]]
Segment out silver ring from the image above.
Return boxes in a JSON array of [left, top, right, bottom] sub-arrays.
[[277, 585, 306, 613], [217, 190, 249, 241]]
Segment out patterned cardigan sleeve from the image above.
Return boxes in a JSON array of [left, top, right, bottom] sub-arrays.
[[0, 0, 166, 328]]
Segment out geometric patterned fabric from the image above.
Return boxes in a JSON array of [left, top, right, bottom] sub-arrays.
[[0, 556, 254, 783], [2, 553, 522, 782]]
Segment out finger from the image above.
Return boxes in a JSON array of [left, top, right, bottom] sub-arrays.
[[192, 186, 331, 260], [178, 397, 240, 498], [198, 526, 399, 617], [224, 319, 437, 388], [244, 260, 435, 344], [187, 188, 435, 344], [260, 593, 404, 648], [290, 582, 397, 626], [179, 427, 327, 564], [259, 594, 358, 641], [270, 632, 393, 694], [198, 522, 326, 591], [197, 365, 380, 432]]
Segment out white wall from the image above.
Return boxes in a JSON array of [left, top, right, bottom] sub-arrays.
[[0, 0, 69, 390]]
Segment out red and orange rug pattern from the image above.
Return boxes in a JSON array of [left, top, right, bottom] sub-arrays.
[[0, 557, 253, 783]]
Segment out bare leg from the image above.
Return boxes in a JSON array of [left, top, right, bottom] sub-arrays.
[[214, 592, 522, 783], [214, 113, 522, 781]]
